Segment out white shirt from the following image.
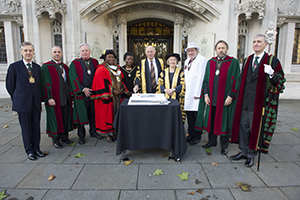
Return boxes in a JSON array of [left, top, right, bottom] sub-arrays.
[[23, 59, 32, 70], [252, 52, 265, 66], [147, 58, 158, 83]]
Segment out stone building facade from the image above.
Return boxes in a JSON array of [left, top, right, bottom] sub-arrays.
[[0, 0, 299, 98]]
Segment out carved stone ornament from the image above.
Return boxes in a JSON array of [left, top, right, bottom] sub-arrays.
[[189, 0, 206, 14], [175, 13, 183, 25], [111, 24, 120, 36], [95, 0, 112, 14], [277, 17, 286, 27], [117, 13, 126, 25], [13, 16, 23, 25], [35, 0, 67, 20], [235, 0, 265, 20], [0, 0, 22, 15], [264, 21, 277, 45], [278, 0, 300, 15]]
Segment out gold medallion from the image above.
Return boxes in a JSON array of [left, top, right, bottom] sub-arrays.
[[116, 76, 121, 82], [29, 76, 35, 83], [215, 69, 220, 75], [87, 69, 91, 75], [128, 73, 131, 77]]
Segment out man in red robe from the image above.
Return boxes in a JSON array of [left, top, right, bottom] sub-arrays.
[[91, 49, 128, 143], [41, 46, 73, 148], [195, 40, 240, 155], [230, 34, 285, 167]]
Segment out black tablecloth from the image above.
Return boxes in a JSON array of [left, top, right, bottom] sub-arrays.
[[113, 99, 187, 158]]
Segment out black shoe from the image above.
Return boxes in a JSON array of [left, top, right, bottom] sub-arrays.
[[202, 143, 216, 148], [189, 138, 200, 145], [106, 136, 114, 143], [186, 135, 193, 142], [61, 139, 74, 145], [28, 153, 37, 160], [52, 138, 63, 149], [90, 133, 104, 140], [78, 138, 85, 145], [221, 148, 228, 155], [35, 150, 46, 157], [245, 158, 254, 167], [230, 152, 247, 160]]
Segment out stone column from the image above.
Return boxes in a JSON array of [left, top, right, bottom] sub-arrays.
[[277, 22, 295, 73], [174, 14, 183, 54], [4, 21, 17, 65], [118, 14, 127, 66]]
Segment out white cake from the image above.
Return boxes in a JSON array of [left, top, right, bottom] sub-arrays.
[[128, 93, 169, 105]]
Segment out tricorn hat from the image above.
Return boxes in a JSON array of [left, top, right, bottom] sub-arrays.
[[100, 49, 117, 59], [165, 53, 181, 62], [185, 42, 199, 52]]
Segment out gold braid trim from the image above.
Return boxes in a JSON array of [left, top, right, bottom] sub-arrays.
[[140, 59, 147, 93], [170, 67, 180, 99], [164, 68, 170, 99]]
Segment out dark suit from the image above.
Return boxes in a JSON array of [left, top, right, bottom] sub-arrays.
[[136, 57, 164, 93], [6, 60, 41, 155]]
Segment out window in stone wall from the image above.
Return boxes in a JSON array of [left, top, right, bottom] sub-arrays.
[[52, 19, 62, 48], [0, 27, 7, 63], [113, 35, 119, 64], [292, 26, 300, 64], [237, 20, 248, 63], [182, 36, 188, 64]]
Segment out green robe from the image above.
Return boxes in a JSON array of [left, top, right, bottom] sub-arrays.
[[195, 56, 240, 135]]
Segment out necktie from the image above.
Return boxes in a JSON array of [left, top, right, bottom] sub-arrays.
[[26, 63, 32, 76], [150, 61, 156, 88], [253, 56, 259, 71]]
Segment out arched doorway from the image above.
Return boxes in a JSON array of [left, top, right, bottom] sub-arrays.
[[127, 19, 173, 65]]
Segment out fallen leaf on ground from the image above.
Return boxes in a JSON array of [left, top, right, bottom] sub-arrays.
[[142, 155, 146, 158], [13, 113, 18, 116], [3, 125, 9, 128], [0, 190, 8, 200], [177, 172, 189, 181], [204, 148, 212, 153], [75, 166, 79, 169], [212, 162, 219, 166], [48, 174, 55, 180], [196, 189, 203, 194], [104, 151, 108, 153], [195, 179, 201, 184], [162, 154, 169, 157], [236, 182, 251, 191], [153, 169, 163, 176], [6, 106, 11, 108], [74, 153, 85, 158], [44, 151, 49, 155], [206, 152, 212, 155], [187, 191, 195, 195], [124, 160, 133, 166], [4, 110, 8, 112], [68, 142, 76, 146], [203, 140, 208, 143], [291, 128, 299, 131], [0, 106, 3, 108]]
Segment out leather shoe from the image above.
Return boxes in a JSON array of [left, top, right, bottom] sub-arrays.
[[221, 148, 228, 155], [189, 138, 200, 145], [90, 133, 104, 140], [106, 136, 114, 143], [202, 143, 216, 148], [245, 158, 254, 167], [52, 138, 63, 149], [230, 152, 247, 160], [61, 139, 74, 145], [28, 153, 37, 160], [186, 135, 193, 142], [78, 138, 85, 145], [35, 150, 46, 157]]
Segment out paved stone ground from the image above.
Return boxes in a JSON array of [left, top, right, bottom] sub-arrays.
[[0, 98, 299, 200]]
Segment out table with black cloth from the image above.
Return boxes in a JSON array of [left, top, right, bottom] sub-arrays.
[[113, 99, 187, 160]]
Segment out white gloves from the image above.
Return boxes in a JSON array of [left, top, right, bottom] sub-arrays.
[[264, 64, 274, 76]]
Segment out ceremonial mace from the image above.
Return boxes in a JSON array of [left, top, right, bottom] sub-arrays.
[[257, 21, 277, 172]]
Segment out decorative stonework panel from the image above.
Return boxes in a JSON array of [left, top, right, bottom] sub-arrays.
[[95, 0, 112, 14], [0, 0, 22, 15], [278, 0, 300, 15], [277, 17, 286, 27], [189, 0, 206, 14], [235, 0, 265, 20], [35, 0, 66, 19]]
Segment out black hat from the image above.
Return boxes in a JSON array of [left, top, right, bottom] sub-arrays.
[[165, 53, 180, 62], [100, 49, 117, 59]]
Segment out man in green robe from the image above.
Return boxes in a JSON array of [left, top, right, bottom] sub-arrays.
[[195, 40, 240, 155], [41, 46, 73, 148]]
